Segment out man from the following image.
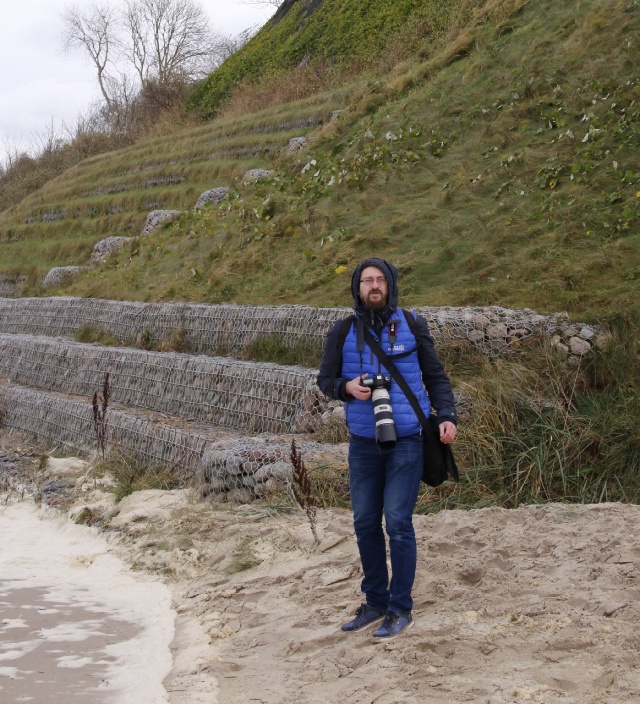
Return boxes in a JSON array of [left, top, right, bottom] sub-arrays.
[[317, 257, 457, 639]]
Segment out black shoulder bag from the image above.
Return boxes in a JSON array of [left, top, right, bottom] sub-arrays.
[[362, 327, 459, 488]]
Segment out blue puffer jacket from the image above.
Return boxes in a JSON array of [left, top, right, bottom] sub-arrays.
[[341, 308, 431, 438], [317, 257, 458, 437]]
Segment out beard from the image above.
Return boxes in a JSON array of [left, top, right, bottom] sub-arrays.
[[361, 290, 387, 312]]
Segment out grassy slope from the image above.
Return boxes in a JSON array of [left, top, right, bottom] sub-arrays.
[[0, 0, 638, 321]]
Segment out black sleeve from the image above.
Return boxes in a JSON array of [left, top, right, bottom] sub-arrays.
[[316, 320, 351, 402], [414, 315, 458, 425]]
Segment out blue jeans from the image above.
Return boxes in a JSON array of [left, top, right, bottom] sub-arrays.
[[348, 433, 423, 613]]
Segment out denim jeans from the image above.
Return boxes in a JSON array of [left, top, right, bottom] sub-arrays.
[[348, 433, 423, 613]]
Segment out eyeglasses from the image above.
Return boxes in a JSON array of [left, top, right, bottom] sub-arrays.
[[360, 276, 387, 286]]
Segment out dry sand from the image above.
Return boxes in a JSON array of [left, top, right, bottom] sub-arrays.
[[2, 440, 640, 703]]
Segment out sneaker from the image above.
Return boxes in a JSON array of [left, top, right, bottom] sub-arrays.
[[341, 603, 386, 632], [372, 610, 413, 640]]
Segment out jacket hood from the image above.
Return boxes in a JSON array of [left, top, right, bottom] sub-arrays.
[[351, 257, 398, 322]]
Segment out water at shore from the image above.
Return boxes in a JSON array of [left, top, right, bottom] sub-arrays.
[[0, 501, 176, 703]]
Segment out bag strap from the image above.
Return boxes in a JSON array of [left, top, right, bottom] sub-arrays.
[[362, 327, 429, 427], [331, 309, 420, 399], [363, 327, 459, 482], [329, 314, 355, 396]]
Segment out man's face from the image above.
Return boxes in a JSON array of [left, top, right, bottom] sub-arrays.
[[358, 266, 388, 311]]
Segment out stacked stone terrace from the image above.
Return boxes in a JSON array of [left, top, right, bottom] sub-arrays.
[[0, 296, 605, 359], [0, 297, 606, 501]]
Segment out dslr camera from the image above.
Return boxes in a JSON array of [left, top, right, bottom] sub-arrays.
[[361, 374, 397, 448]]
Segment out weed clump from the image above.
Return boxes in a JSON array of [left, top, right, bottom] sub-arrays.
[[96, 450, 181, 503], [290, 440, 319, 545], [91, 373, 110, 461]]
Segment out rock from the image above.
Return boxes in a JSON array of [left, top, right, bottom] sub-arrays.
[[42, 266, 88, 289], [46, 456, 89, 479], [242, 169, 274, 183], [194, 187, 229, 211], [594, 332, 612, 350], [579, 326, 596, 340], [283, 137, 308, 155], [91, 236, 134, 263], [554, 342, 570, 359], [569, 336, 591, 356], [229, 488, 253, 504], [254, 461, 292, 482], [141, 209, 182, 235], [486, 323, 509, 340]]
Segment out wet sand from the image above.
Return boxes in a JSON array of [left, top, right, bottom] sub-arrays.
[[0, 502, 176, 703], [1, 582, 139, 703]]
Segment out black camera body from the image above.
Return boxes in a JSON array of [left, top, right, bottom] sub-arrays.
[[360, 373, 391, 390], [360, 374, 397, 448]]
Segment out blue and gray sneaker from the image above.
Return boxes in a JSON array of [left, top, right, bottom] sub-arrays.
[[341, 603, 387, 632], [372, 610, 413, 639]]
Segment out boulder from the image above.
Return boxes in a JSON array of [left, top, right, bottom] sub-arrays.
[[141, 209, 182, 235], [91, 236, 134, 263], [194, 187, 228, 211], [42, 266, 88, 289], [283, 137, 308, 155], [243, 169, 274, 183]]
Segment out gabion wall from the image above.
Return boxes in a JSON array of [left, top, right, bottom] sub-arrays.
[[0, 334, 323, 435], [0, 297, 605, 359], [0, 383, 341, 501]]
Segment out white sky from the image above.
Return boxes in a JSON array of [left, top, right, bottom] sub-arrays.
[[0, 0, 272, 163]]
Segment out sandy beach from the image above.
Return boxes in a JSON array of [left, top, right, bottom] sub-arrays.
[[2, 438, 640, 703]]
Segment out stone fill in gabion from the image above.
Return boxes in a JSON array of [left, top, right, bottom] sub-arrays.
[[242, 169, 274, 183], [0, 276, 26, 298], [141, 209, 182, 235], [193, 187, 228, 210], [283, 137, 308, 155], [42, 267, 88, 289], [91, 237, 134, 263], [0, 382, 345, 500], [0, 334, 324, 434], [0, 297, 605, 360]]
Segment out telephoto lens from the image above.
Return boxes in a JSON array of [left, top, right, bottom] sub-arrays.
[[361, 374, 397, 448]]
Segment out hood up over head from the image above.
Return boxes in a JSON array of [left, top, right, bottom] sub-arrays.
[[350, 257, 398, 326]]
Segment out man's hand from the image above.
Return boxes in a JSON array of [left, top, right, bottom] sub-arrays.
[[345, 374, 372, 401], [439, 420, 457, 444]]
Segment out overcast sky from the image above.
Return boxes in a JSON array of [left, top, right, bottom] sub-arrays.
[[0, 0, 272, 164]]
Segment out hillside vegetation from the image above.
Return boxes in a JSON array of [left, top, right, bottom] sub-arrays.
[[0, 0, 638, 320], [0, 0, 639, 508]]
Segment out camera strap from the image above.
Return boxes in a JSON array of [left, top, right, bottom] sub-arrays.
[[362, 327, 459, 484], [361, 327, 430, 429]]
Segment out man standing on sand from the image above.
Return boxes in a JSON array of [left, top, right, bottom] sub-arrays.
[[317, 257, 457, 639]]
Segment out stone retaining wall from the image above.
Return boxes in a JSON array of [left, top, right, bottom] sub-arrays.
[[0, 297, 605, 360], [0, 383, 343, 501], [0, 334, 322, 435]]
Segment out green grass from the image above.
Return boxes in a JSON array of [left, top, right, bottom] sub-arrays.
[[0, 0, 639, 511], [95, 451, 182, 503], [414, 311, 640, 512], [1, 0, 637, 319]]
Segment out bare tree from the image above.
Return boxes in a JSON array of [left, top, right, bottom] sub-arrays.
[[213, 25, 260, 66], [123, 0, 217, 84], [61, 3, 121, 110], [235, 0, 283, 7]]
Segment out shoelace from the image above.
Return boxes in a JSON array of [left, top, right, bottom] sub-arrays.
[[381, 612, 398, 629]]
